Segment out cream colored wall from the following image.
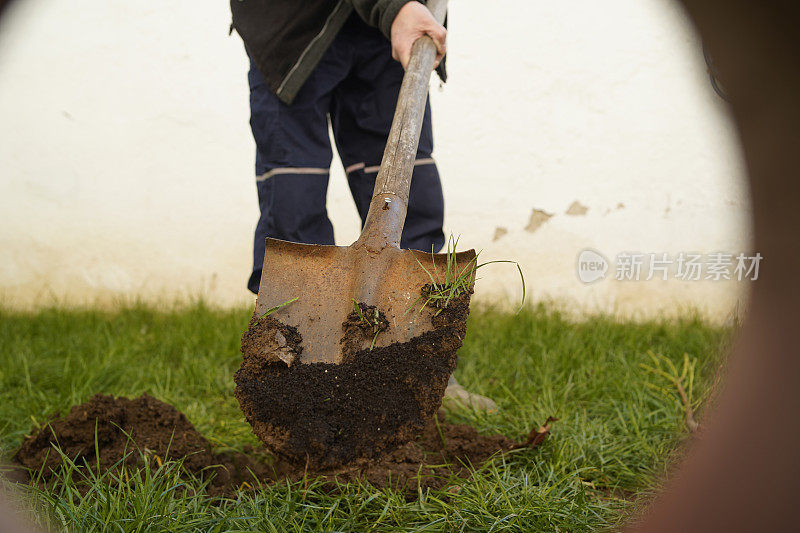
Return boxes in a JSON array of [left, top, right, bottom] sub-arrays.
[[0, 0, 751, 319]]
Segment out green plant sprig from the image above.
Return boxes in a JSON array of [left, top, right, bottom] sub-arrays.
[[408, 234, 526, 316], [255, 297, 298, 323], [351, 299, 386, 350]]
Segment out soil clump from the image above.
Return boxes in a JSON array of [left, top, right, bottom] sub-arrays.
[[340, 302, 390, 362], [12, 394, 279, 495], [240, 314, 303, 366]]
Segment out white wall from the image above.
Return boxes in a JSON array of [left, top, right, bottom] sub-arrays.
[[0, 0, 751, 319]]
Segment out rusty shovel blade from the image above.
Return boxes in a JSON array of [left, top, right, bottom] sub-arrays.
[[236, 234, 476, 467], [253, 237, 476, 364]]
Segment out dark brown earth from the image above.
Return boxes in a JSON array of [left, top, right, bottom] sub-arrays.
[[11, 394, 546, 497], [330, 418, 519, 492], [234, 293, 472, 469], [240, 314, 303, 366], [12, 394, 280, 495], [340, 302, 390, 363]]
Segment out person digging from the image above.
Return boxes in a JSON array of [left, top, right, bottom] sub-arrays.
[[232, 0, 496, 414]]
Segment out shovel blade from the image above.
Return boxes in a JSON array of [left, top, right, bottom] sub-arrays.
[[239, 237, 477, 466], [253, 238, 476, 364]]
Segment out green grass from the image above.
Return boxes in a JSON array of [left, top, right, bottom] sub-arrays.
[[0, 302, 731, 532], [411, 235, 525, 316]]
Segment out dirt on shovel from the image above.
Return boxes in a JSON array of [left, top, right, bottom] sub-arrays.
[[9, 393, 552, 498], [235, 291, 473, 469]]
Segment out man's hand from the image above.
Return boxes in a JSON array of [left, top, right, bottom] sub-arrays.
[[390, 1, 446, 69]]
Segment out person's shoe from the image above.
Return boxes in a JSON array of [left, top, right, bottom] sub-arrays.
[[441, 376, 498, 413]]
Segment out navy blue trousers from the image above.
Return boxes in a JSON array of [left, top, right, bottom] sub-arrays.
[[246, 14, 445, 293]]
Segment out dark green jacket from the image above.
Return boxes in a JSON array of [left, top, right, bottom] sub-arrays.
[[231, 0, 445, 105]]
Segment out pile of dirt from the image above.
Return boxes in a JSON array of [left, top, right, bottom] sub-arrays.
[[11, 394, 549, 497], [12, 394, 279, 494], [331, 419, 519, 492], [235, 293, 472, 469]]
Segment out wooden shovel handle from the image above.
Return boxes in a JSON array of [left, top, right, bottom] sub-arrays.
[[357, 0, 447, 251]]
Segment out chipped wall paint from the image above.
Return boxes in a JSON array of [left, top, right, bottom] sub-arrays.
[[492, 227, 508, 242], [0, 0, 751, 320], [525, 210, 554, 234], [565, 202, 589, 216]]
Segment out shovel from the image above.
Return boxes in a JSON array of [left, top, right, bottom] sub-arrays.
[[235, 0, 476, 468]]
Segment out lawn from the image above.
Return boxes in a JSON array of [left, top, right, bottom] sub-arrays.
[[0, 302, 731, 532]]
